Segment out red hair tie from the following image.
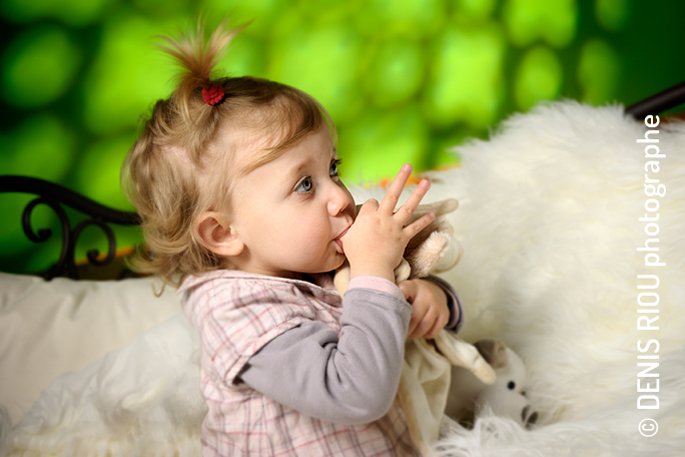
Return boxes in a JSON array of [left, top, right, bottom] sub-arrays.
[[202, 84, 225, 106]]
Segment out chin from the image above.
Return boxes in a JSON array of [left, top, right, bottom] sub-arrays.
[[310, 255, 346, 275], [331, 254, 347, 271]]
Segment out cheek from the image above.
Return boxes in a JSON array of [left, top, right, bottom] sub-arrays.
[[289, 214, 330, 251], [302, 216, 329, 242]]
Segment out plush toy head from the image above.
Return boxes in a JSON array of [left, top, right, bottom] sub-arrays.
[[334, 198, 462, 294], [474, 340, 538, 428], [445, 339, 538, 429]]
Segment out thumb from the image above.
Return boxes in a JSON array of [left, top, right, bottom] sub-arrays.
[[398, 280, 417, 303], [358, 198, 379, 214]]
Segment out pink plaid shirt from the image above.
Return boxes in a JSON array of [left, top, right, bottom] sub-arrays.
[[179, 270, 419, 456]]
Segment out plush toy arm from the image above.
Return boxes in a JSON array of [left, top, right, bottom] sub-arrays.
[[404, 198, 462, 279]]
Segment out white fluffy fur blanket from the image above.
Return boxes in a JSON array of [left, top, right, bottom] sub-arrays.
[[3, 101, 684, 456], [428, 101, 685, 456]]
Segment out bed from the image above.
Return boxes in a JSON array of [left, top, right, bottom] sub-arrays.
[[1, 88, 684, 456]]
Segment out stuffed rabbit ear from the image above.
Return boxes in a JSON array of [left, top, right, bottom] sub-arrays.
[[406, 231, 452, 278], [474, 339, 509, 369], [407, 198, 459, 223], [434, 332, 496, 384], [423, 197, 459, 216]]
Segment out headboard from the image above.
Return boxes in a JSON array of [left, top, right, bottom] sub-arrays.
[[0, 176, 140, 279]]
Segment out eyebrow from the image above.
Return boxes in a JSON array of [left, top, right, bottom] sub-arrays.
[[285, 161, 309, 185], [285, 147, 337, 181]]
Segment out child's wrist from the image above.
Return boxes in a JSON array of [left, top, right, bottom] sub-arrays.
[[348, 276, 405, 301], [349, 265, 395, 283]]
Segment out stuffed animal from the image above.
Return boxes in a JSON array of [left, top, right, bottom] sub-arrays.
[[445, 339, 538, 429], [334, 198, 463, 294], [333, 196, 535, 456]]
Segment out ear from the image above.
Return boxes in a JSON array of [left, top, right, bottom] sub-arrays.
[[474, 339, 509, 369], [194, 211, 244, 257]]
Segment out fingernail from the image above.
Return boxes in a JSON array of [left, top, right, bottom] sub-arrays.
[[402, 164, 412, 173]]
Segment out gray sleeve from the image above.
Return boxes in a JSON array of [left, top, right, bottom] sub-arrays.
[[237, 287, 411, 425]]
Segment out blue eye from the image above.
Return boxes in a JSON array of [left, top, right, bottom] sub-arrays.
[[295, 177, 313, 193], [330, 159, 341, 177]]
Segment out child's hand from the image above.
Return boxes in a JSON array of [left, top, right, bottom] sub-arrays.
[[341, 165, 435, 283], [399, 279, 450, 339]]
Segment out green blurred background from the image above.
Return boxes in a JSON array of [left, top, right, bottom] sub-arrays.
[[2, 0, 685, 274]]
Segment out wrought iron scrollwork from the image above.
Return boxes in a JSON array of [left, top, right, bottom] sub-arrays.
[[1, 175, 141, 279], [72, 219, 116, 267]]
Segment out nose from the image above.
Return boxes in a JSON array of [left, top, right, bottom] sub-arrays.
[[327, 181, 354, 218]]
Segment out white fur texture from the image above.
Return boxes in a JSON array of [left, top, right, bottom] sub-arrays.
[[351, 101, 685, 456]]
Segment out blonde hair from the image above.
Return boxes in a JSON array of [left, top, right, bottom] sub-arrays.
[[121, 21, 332, 287]]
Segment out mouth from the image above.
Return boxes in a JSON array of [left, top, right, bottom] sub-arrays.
[[334, 224, 352, 253]]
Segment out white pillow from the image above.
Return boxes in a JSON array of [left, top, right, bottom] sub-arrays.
[[0, 273, 181, 425]]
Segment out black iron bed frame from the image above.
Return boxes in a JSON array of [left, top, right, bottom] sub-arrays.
[[2, 82, 684, 279]]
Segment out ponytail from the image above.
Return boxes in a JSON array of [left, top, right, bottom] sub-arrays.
[[159, 21, 244, 117]]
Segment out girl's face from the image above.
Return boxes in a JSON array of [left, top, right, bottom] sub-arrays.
[[227, 126, 356, 279]]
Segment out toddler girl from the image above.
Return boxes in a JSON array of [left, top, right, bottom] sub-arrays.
[[122, 22, 463, 456]]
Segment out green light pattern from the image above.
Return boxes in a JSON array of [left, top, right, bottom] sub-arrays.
[[502, 0, 578, 47], [514, 45, 562, 111], [454, 0, 497, 21], [202, 0, 289, 36], [133, 0, 190, 16], [356, 0, 445, 39], [1, 114, 75, 181], [0, 115, 73, 265], [268, 22, 364, 124], [423, 23, 505, 128], [363, 38, 424, 108], [218, 34, 267, 78], [596, 0, 630, 31], [0, 0, 111, 25], [338, 103, 428, 183], [83, 11, 178, 134], [578, 39, 620, 105], [2, 26, 81, 108], [428, 131, 474, 168], [75, 134, 137, 211]]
